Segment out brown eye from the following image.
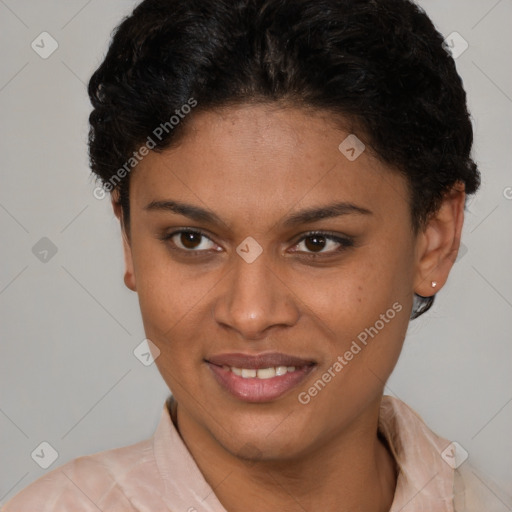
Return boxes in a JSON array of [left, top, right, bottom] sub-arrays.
[[293, 232, 354, 256], [166, 230, 217, 252], [304, 235, 327, 252], [180, 231, 203, 249]]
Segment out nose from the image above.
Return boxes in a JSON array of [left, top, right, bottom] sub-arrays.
[[212, 252, 300, 340]]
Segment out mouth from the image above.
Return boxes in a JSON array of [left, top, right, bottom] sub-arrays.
[[205, 352, 317, 403]]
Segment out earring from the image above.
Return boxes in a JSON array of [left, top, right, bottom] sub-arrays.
[[431, 281, 437, 288]]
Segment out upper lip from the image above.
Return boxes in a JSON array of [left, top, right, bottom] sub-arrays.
[[206, 352, 316, 369]]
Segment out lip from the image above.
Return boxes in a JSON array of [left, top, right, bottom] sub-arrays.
[[205, 352, 316, 403], [206, 352, 315, 369]]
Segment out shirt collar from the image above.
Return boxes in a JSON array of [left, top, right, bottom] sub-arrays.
[[379, 396, 455, 511], [152, 395, 455, 511]]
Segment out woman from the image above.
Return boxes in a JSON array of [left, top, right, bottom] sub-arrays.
[[3, 0, 510, 510]]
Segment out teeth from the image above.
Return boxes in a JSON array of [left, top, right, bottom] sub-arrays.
[[256, 367, 276, 379], [227, 366, 298, 379], [275, 366, 288, 376]]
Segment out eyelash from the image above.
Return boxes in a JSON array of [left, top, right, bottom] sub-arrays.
[[159, 229, 354, 258]]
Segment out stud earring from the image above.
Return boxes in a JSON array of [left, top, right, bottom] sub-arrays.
[[431, 281, 437, 288]]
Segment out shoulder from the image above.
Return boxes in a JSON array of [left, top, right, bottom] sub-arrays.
[[454, 463, 512, 512], [2, 438, 161, 512], [380, 396, 512, 511]]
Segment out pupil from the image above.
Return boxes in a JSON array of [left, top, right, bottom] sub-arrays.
[[305, 235, 326, 252], [181, 232, 200, 249]]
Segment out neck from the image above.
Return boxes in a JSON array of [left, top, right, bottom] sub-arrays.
[[172, 398, 397, 512]]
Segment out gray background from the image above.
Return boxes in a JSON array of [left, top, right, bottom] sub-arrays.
[[1, 0, 511, 504]]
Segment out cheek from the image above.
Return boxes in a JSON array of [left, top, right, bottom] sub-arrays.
[[130, 239, 205, 349], [301, 271, 409, 369], [296, 244, 411, 329], [133, 257, 210, 391], [294, 236, 414, 383]]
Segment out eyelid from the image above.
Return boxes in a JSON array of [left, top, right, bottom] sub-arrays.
[[289, 230, 354, 254], [160, 228, 354, 256], [160, 228, 221, 255]]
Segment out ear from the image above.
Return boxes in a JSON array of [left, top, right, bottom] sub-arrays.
[[111, 194, 137, 292], [413, 182, 466, 297]]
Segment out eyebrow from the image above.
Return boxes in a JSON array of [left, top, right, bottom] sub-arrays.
[[144, 199, 372, 227], [282, 201, 372, 226]]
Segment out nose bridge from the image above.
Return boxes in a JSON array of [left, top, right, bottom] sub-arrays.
[[213, 249, 299, 337]]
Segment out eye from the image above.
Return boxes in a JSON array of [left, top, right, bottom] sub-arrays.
[[162, 229, 219, 253], [292, 231, 354, 255], [160, 229, 353, 257]]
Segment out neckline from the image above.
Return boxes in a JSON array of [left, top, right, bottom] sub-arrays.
[[160, 394, 455, 511]]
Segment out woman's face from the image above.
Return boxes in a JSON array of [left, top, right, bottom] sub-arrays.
[[120, 104, 421, 460]]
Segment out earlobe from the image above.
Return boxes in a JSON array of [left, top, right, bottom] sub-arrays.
[[111, 196, 137, 292], [413, 183, 466, 297], [121, 230, 137, 292]]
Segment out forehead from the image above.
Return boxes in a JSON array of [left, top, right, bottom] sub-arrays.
[[129, 105, 410, 227]]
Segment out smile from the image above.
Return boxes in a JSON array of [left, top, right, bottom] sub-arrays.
[[205, 353, 316, 402], [225, 365, 298, 379]]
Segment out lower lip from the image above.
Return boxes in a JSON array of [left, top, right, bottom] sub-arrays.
[[206, 363, 315, 403]]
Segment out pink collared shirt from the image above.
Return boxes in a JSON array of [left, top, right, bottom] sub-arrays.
[[2, 396, 510, 511]]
